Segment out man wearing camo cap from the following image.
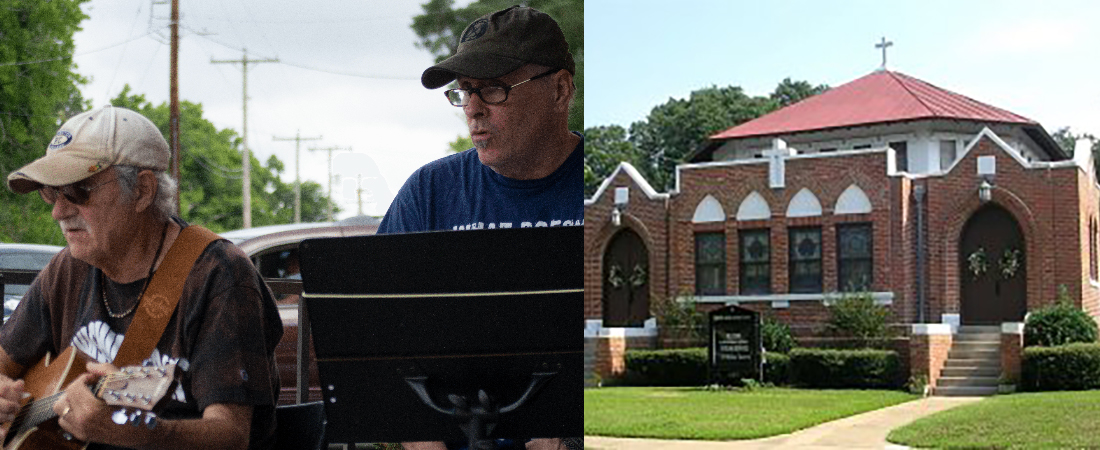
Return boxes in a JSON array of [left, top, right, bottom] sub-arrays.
[[392, 7, 583, 450], [379, 5, 582, 234]]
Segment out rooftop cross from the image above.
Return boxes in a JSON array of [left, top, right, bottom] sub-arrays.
[[875, 37, 893, 70]]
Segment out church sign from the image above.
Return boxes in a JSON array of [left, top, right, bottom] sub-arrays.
[[708, 305, 763, 385]]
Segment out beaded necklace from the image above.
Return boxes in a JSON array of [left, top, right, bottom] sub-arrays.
[[101, 223, 169, 319]]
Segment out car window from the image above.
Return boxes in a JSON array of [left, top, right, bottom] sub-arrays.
[[251, 245, 302, 305], [2, 248, 60, 320], [0, 251, 56, 270]]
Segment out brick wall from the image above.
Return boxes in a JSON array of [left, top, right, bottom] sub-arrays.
[[669, 153, 896, 300], [910, 327, 953, 389], [591, 335, 657, 381], [585, 168, 669, 322], [585, 133, 1100, 352], [1001, 324, 1025, 384], [923, 137, 1090, 322]]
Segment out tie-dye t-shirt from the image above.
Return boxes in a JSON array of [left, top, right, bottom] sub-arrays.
[[0, 220, 283, 450]]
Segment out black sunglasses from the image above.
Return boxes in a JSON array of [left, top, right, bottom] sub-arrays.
[[39, 177, 118, 206]]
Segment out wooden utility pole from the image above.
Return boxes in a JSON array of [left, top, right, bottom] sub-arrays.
[[169, 0, 180, 212], [309, 145, 344, 222], [273, 131, 321, 223], [211, 49, 278, 228]]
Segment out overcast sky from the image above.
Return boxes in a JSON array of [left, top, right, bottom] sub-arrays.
[[587, 0, 1100, 143], [73, 0, 475, 220]]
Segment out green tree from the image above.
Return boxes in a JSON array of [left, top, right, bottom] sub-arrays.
[[0, 0, 90, 244], [629, 85, 776, 192], [412, 0, 584, 150], [447, 134, 473, 153], [109, 86, 336, 232], [771, 77, 829, 108], [1051, 126, 1100, 175], [584, 79, 828, 195], [582, 125, 643, 197]]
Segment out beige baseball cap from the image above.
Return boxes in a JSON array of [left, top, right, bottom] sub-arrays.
[[7, 105, 170, 194]]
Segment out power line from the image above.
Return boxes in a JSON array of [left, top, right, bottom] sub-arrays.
[[190, 31, 416, 80], [277, 60, 418, 81], [273, 131, 322, 223], [183, 14, 407, 25], [212, 49, 279, 229], [188, 152, 244, 179], [0, 29, 163, 67]]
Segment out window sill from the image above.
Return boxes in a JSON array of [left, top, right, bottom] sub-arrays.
[[692, 291, 894, 308]]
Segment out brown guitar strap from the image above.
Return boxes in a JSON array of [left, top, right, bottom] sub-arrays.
[[112, 225, 221, 368]]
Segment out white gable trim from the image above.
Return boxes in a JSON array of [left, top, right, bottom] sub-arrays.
[[736, 191, 771, 221], [835, 184, 873, 215], [941, 127, 1030, 175], [786, 188, 823, 217], [586, 162, 668, 206], [693, 195, 726, 223]]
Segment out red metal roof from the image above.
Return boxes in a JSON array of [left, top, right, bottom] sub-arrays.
[[710, 70, 1037, 141]]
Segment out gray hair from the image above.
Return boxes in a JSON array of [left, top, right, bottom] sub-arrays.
[[113, 165, 179, 220]]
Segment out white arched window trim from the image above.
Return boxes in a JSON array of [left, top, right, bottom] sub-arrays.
[[693, 194, 726, 223], [736, 191, 771, 221], [835, 184, 873, 215], [787, 188, 823, 218]]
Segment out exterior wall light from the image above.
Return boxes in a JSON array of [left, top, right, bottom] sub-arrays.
[[979, 179, 993, 203], [612, 187, 629, 227]]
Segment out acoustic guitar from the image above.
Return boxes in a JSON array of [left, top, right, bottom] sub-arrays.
[[2, 347, 179, 450]]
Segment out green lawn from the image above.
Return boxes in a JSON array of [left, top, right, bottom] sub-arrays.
[[584, 386, 917, 440], [888, 390, 1100, 449]]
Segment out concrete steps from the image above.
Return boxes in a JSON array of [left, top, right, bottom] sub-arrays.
[[933, 325, 1002, 397]]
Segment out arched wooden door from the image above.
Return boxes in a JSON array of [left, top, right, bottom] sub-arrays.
[[602, 229, 650, 327], [959, 204, 1027, 325]]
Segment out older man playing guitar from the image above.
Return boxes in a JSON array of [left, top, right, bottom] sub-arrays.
[[0, 106, 283, 450]]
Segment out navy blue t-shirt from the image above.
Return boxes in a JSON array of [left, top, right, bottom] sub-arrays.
[[378, 133, 584, 234]]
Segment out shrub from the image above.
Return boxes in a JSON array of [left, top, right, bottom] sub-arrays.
[[762, 317, 796, 353], [623, 348, 707, 386], [789, 348, 902, 389], [1021, 343, 1100, 391], [827, 292, 892, 348], [654, 295, 707, 343], [1024, 301, 1098, 347], [763, 352, 790, 385]]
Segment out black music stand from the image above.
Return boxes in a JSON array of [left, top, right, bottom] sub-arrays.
[[299, 227, 581, 448]]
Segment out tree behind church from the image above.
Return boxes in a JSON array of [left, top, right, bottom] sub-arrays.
[[584, 79, 828, 195]]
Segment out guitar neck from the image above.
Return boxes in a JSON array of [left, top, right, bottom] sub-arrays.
[[12, 391, 64, 437], [11, 368, 163, 436]]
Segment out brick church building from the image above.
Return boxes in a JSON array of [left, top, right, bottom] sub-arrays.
[[584, 70, 1100, 394]]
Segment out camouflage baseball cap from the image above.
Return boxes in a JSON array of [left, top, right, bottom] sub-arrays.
[[421, 5, 575, 89]]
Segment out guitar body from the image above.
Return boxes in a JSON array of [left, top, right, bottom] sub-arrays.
[[3, 346, 87, 450]]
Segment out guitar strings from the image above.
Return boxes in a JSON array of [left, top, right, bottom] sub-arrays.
[[8, 371, 145, 426]]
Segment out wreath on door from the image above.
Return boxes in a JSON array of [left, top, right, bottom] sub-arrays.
[[999, 247, 1022, 280], [967, 247, 988, 280], [608, 264, 625, 289]]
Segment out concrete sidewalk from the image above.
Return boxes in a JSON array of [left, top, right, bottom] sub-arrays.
[[585, 396, 983, 450]]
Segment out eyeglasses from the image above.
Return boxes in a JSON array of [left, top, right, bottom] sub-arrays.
[[39, 177, 118, 206], [444, 68, 560, 107]]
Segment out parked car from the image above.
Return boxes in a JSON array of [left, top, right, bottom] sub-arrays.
[[221, 216, 380, 404], [0, 243, 64, 322]]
